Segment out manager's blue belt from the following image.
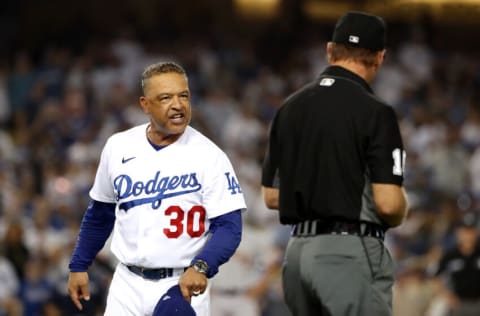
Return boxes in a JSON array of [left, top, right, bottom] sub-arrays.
[[125, 264, 187, 280], [292, 219, 385, 241]]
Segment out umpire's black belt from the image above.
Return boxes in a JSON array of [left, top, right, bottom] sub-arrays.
[[125, 264, 186, 280], [292, 219, 385, 241]]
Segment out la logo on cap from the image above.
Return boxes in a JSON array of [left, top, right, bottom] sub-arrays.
[[349, 35, 359, 44]]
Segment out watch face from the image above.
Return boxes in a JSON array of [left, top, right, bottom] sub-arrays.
[[193, 260, 208, 274]]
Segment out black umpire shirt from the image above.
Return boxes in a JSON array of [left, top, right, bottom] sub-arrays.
[[262, 66, 404, 225]]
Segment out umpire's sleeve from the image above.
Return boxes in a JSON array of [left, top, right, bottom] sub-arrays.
[[367, 105, 405, 185]]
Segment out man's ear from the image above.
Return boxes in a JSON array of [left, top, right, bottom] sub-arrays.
[[326, 42, 334, 63], [377, 49, 386, 68], [139, 96, 149, 114]]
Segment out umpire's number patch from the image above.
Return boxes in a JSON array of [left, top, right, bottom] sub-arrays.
[[392, 148, 406, 176], [225, 172, 242, 195]]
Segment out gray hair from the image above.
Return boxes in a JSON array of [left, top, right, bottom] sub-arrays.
[[141, 61, 187, 91]]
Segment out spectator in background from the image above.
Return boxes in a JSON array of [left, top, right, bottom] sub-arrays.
[[470, 147, 480, 201], [2, 221, 29, 280], [0, 63, 10, 124], [7, 52, 36, 117], [19, 256, 54, 316], [222, 100, 266, 158], [461, 91, 480, 152], [197, 87, 239, 142], [420, 122, 469, 196], [0, 253, 22, 316], [428, 211, 480, 316], [393, 260, 436, 316], [397, 25, 434, 86]]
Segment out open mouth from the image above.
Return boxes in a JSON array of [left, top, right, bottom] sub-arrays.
[[169, 113, 185, 123]]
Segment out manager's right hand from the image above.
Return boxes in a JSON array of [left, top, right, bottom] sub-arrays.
[[68, 271, 91, 310]]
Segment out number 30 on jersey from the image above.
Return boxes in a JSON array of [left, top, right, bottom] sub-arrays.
[[392, 148, 406, 176]]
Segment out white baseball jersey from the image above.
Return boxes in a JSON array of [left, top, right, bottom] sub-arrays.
[[89, 123, 246, 268]]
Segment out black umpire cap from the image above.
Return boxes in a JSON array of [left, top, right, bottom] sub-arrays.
[[332, 11, 386, 51]]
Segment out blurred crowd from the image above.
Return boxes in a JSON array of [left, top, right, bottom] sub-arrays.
[[1, 21, 480, 316]]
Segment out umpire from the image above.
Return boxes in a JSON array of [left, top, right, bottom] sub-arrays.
[[261, 11, 409, 316]]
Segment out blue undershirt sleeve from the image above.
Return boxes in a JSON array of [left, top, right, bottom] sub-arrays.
[[68, 200, 116, 272], [192, 209, 243, 278]]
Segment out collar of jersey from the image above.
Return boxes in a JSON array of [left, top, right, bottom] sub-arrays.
[[147, 137, 168, 151], [321, 65, 373, 94]]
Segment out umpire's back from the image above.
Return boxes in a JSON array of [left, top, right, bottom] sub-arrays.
[[274, 65, 402, 224], [262, 11, 408, 228]]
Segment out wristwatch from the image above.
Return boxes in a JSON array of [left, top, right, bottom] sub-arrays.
[[191, 260, 209, 275]]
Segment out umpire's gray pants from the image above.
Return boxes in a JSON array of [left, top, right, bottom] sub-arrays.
[[282, 234, 394, 316]]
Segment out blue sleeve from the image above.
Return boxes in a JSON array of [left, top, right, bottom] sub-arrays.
[[192, 210, 242, 278], [68, 200, 116, 272]]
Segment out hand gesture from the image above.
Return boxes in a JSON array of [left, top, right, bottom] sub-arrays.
[[68, 272, 91, 310]]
